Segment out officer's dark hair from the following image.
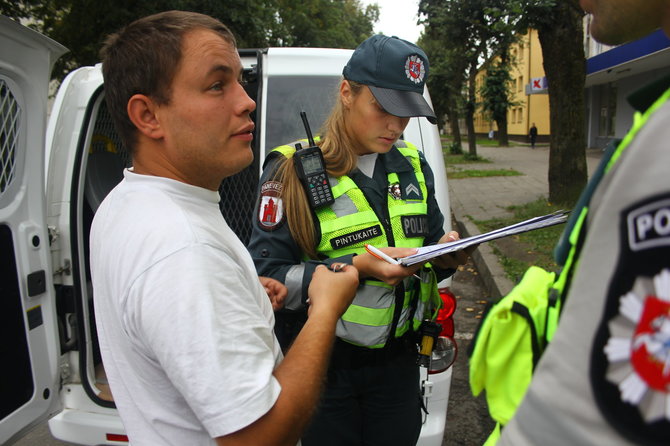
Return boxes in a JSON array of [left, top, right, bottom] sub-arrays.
[[100, 10, 236, 158]]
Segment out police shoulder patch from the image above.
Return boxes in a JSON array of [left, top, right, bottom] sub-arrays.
[[591, 194, 670, 445], [257, 181, 284, 231]]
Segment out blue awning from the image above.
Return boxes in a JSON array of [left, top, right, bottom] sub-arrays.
[[587, 30, 670, 75]]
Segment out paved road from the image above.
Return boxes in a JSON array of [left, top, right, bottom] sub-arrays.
[[12, 422, 73, 446], [442, 258, 495, 446]]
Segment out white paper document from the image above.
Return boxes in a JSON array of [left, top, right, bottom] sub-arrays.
[[398, 210, 570, 266]]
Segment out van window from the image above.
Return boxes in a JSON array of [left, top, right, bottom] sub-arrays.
[[264, 76, 340, 154], [0, 78, 34, 419], [0, 225, 34, 418]]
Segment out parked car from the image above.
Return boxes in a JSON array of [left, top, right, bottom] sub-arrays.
[[0, 16, 456, 446]]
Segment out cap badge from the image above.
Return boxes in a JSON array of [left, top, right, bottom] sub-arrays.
[[405, 55, 425, 84]]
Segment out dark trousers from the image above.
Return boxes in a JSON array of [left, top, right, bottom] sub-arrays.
[[302, 339, 422, 446]]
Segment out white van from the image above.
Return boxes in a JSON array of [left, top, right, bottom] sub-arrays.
[[0, 17, 456, 446]]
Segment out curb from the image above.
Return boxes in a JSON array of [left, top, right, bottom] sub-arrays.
[[452, 207, 515, 300]]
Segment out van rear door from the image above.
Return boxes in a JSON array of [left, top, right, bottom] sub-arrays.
[[0, 16, 67, 444]]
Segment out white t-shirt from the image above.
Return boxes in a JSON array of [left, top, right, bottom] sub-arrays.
[[90, 170, 283, 445]]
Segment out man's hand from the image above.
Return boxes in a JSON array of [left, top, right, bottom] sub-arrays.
[[259, 276, 288, 311], [307, 264, 359, 319], [431, 231, 477, 270]]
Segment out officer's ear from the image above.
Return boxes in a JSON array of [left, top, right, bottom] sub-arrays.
[[340, 80, 353, 109]]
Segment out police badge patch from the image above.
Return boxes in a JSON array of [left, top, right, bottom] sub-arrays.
[[388, 182, 402, 200], [257, 181, 284, 230], [591, 194, 670, 445]]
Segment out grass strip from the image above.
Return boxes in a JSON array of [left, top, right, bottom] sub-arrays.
[[448, 169, 522, 179]]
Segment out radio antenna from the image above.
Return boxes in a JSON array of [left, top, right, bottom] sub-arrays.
[[300, 111, 316, 147]]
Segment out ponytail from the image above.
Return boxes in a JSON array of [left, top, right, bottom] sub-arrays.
[[274, 80, 364, 258]]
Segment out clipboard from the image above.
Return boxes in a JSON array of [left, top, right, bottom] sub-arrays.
[[398, 210, 570, 266]]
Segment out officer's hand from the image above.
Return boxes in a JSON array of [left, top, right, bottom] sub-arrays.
[[431, 231, 477, 270], [353, 247, 422, 286], [307, 264, 359, 319], [259, 276, 288, 311]]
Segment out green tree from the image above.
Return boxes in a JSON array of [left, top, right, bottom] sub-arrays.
[[418, 31, 466, 150], [477, 2, 528, 147], [276, 0, 378, 48], [481, 60, 514, 146], [1, 0, 378, 81], [420, 0, 530, 158], [420, 0, 587, 205], [419, 0, 489, 159]]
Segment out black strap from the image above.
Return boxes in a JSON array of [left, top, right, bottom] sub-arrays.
[[511, 301, 541, 370]]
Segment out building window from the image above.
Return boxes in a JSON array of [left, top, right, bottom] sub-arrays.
[[598, 83, 617, 137], [608, 85, 617, 136]]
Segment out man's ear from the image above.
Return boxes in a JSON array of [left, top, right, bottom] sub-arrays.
[[127, 94, 163, 140]]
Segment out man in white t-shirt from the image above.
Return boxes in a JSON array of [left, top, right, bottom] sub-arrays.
[[91, 11, 359, 446]]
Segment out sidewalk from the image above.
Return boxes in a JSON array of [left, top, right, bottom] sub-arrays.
[[448, 143, 604, 298]]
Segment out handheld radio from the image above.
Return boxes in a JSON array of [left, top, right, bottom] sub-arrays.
[[293, 111, 334, 208]]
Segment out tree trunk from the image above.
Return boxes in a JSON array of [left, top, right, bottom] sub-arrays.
[[537, 0, 587, 205], [466, 65, 478, 157], [495, 46, 511, 147], [495, 115, 509, 146], [447, 98, 462, 148]]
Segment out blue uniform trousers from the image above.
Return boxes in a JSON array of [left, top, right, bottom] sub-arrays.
[[302, 338, 422, 446]]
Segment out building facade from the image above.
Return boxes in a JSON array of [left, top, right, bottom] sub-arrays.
[[583, 17, 670, 149], [472, 22, 670, 148]]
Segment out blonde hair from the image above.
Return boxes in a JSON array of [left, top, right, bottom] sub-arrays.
[[275, 80, 364, 258]]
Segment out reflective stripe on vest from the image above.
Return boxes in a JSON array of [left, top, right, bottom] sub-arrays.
[[271, 140, 440, 348]]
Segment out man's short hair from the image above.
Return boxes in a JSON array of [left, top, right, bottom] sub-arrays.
[[100, 10, 236, 157]]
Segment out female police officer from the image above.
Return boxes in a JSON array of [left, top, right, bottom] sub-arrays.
[[248, 35, 470, 445]]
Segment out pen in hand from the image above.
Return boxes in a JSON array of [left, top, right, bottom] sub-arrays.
[[364, 244, 421, 280]]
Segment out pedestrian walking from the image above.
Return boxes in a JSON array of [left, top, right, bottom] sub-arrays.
[[529, 123, 538, 149]]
